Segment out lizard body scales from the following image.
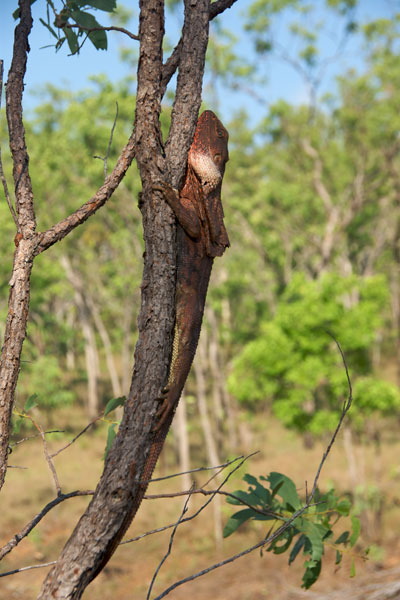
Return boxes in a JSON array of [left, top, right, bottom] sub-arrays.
[[132, 110, 229, 528]]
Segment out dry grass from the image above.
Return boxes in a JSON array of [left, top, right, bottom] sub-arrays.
[[2, 409, 400, 599]]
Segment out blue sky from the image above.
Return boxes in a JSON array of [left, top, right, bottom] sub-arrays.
[[0, 1, 398, 125]]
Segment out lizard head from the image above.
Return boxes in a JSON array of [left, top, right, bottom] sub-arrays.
[[189, 110, 229, 190]]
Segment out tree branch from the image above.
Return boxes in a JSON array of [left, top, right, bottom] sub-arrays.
[[0, 490, 94, 562], [0, 60, 19, 230], [154, 338, 352, 599], [5, 0, 36, 237], [147, 484, 195, 599], [36, 131, 136, 254], [93, 101, 119, 180], [62, 23, 139, 41], [160, 0, 238, 98]]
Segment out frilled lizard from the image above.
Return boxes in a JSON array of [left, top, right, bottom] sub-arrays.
[[143, 110, 230, 481], [91, 111, 229, 574]]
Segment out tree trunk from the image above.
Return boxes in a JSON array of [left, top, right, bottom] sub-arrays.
[[37, 0, 213, 595]]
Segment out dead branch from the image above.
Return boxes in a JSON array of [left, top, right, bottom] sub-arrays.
[[0, 59, 18, 229], [36, 130, 136, 253], [147, 484, 195, 599], [152, 338, 352, 599], [160, 0, 238, 99], [0, 561, 57, 578], [93, 102, 119, 179], [146, 452, 258, 483], [0, 490, 94, 562], [62, 23, 139, 41], [50, 416, 102, 458]]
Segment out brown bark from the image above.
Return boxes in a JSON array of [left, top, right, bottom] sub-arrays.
[[37, 0, 220, 596], [0, 0, 36, 491], [0, 0, 137, 491]]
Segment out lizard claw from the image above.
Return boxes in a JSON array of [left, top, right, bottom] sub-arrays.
[[153, 387, 173, 433]]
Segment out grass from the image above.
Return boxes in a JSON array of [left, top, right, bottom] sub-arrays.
[[2, 407, 400, 599]]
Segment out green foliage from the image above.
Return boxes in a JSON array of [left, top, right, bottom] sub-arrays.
[[19, 355, 75, 410], [33, 0, 117, 54], [104, 396, 125, 416], [103, 423, 117, 459], [224, 471, 362, 589], [228, 273, 393, 435]]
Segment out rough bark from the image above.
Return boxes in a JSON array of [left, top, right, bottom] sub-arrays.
[[0, 0, 36, 491], [37, 0, 215, 596], [0, 0, 137, 491]]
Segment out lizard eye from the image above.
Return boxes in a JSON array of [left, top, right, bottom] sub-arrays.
[[217, 130, 224, 138]]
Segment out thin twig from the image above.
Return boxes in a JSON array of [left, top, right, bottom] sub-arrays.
[[122, 454, 257, 546], [0, 59, 19, 229], [94, 102, 119, 179], [147, 484, 195, 600], [0, 490, 94, 561], [153, 338, 353, 599], [147, 453, 257, 483], [0, 561, 57, 578], [11, 430, 64, 447], [50, 415, 102, 459], [62, 23, 139, 41], [147, 487, 283, 520], [15, 412, 61, 495]]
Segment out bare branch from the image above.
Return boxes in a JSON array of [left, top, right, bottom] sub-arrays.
[[122, 453, 257, 546], [160, 0, 238, 97], [15, 412, 62, 495], [50, 416, 102, 459], [145, 487, 283, 520], [153, 339, 352, 599], [0, 561, 57, 578], [147, 453, 258, 483], [147, 484, 195, 600], [0, 60, 18, 230], [10, 430, 64, 447], [36, 131, 136, 253], [93, 102, 119, 180], [0, 490, 94, 561], [5, 0, 36, 237], [62, 23, 139, 41]]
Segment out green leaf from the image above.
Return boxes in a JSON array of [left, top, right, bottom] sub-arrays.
[[84, 0, 117, 11], [103, 423, 117, 459], [304, 522, 325, 562], [335, 531, 349, 545], [350, 515, 360, 547], [223, 508, 255, 538], [335, 550, 342, 565], [267, 472, 300, 510], [104, 396, 126, 416], [243, 474, 272, 506], [88, 28, 108, 50], [336, 499, 351, 516], [24, 394, 38, 412], [64, 28, 79, 54], [302, 559, 321, 589], [289, 533, 306, 565], [39, 18, 59, 39], [269, 528, 294, 554], [350, 557, 356, 577], [12, 416, 23, 435], [70, 9, 101, 29]]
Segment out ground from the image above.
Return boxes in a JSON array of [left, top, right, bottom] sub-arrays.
[[1, 408, 400, 599]]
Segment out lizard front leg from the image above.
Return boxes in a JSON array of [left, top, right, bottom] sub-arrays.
[[153, 182, 201, 240]]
